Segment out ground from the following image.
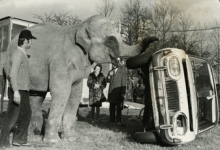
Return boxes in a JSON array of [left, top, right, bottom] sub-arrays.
[[0, 99, 147, 150], [0, 99, 219, 150]]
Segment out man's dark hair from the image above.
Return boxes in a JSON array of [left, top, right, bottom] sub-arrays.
[[18, 38, 25, 46]]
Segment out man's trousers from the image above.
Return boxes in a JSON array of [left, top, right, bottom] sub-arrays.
[[0, 88, 31, 146]]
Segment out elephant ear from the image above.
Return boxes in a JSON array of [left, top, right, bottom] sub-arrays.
[[76, 22, 91, 53]]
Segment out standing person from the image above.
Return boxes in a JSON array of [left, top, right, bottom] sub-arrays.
[[87, 64, 107, 123], [107, 59, 126, 125], [0, 30, 36, 148]]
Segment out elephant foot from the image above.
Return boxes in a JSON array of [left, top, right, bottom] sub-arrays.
[[60, 130, 76, 141], [28, 134, 42, 142], [43, 134, 61, 143], [43, 137, 61, 143], [63, 136, 76, 142]]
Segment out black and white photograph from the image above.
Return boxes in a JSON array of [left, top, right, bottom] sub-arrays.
[[0, 0, 220, 149]]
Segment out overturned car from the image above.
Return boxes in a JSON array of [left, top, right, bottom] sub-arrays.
[[127, 48, 219, 145]]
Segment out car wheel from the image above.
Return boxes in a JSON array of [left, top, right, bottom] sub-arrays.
[[134, 131, 158, 143]]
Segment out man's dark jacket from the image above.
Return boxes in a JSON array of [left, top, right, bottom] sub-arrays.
[[107, 67, 126, 103]]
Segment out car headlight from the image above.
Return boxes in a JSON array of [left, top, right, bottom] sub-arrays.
[[167, 56, 181, 80], [169, 56, 180, 76]]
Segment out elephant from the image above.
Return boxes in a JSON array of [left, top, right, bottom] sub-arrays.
[[3, 15, 158, 142]]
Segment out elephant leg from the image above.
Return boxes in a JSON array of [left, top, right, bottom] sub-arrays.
[[61, 80, 83, 141], [42, 57, 87, 142], [43, 86, 71, 142], [42, 63, 72, 142], [29, 91, 47, 136]]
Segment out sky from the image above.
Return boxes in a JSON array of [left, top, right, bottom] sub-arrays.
[[0, 0, 220, 24]]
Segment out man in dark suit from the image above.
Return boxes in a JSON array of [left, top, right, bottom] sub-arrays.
[[107, 59, 126, 125]]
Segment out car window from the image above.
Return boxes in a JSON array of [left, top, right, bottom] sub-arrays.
[[190, 56, 218, 132]]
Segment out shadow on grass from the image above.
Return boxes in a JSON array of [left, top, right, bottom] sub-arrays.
[[76, 107, 163, 146], [39, 99, 153, 141], [39, 107, 146, 140]]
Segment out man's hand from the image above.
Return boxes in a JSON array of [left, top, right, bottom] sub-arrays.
[[14, 91, 20, 105]]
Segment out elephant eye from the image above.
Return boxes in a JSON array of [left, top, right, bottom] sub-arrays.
[[104, 36, 119, 52]]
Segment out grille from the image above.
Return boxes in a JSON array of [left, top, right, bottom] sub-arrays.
[[165, 73, 180, 124]]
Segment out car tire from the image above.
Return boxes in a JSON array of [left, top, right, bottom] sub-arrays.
[[134, 131, 158, 143]]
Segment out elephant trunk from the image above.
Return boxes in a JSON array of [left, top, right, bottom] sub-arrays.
[[119, 36, 159, 58], [126, 51, 152, 69], [125, 37, 159, 69], [120, 43, 142, 58]]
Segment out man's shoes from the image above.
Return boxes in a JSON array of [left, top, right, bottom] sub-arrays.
[[21, 143, 31, 146], [12, 142, 20, 146], [12, 142, 31, 146]]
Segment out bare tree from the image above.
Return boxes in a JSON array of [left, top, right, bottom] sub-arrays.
[[33, 11, 81, 26], [139, 7, 152, 39], [149, 0, 179, 48], [210, 21, 220, 83], [190, 23, 212, 57], [96, 0, 115, 18], [120, 0, 151, 45], [164, 12, 200, 55], [121, 0, 140, 45], [175, 12, 195, 52]]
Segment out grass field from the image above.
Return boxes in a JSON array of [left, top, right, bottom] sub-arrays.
[[0, 100, 220, 150]]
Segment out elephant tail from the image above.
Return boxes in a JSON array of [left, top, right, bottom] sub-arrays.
[[1, 69, 6, 113]]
